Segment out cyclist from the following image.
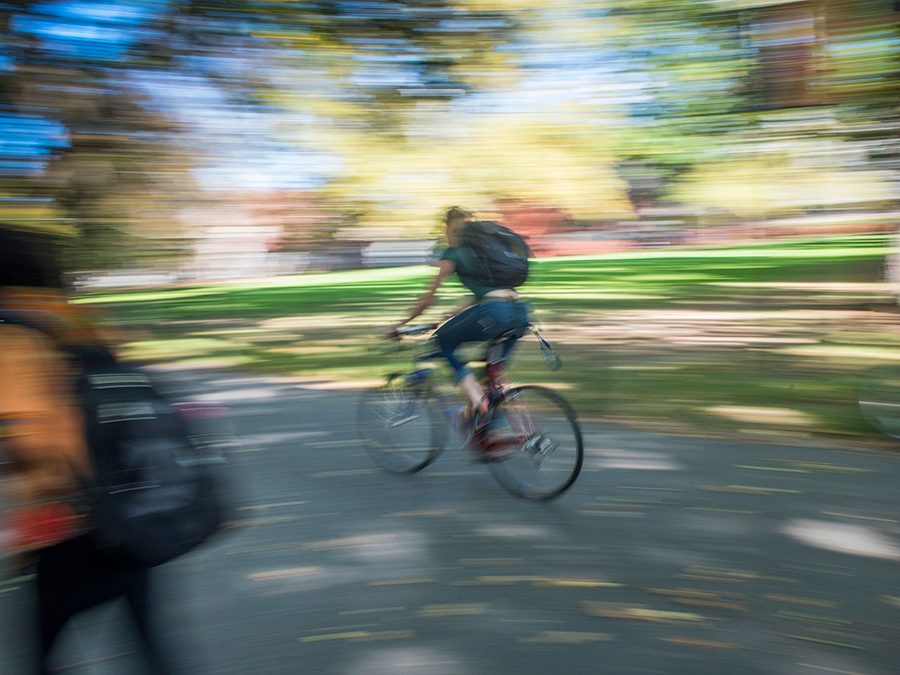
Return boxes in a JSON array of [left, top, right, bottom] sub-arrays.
[[392, 207, 530, 429]]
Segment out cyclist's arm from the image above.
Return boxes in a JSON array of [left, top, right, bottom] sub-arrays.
[[397, 259, 455, 326]]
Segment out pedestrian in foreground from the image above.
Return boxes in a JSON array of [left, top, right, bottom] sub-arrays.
[[0, 225, 172, 674]]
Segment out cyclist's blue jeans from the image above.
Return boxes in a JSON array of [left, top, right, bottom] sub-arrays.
[[433, 299, 530, 382]]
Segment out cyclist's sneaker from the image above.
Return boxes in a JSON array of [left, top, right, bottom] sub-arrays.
[[462, 403, 516, 462], [466, 426, 491, 462], [451, 400, 490, 440]]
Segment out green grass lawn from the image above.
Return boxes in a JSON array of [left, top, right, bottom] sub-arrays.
[[77, 234, 900, 449]]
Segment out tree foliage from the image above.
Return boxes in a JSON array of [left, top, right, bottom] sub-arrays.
[[1, 0, 898, 271], [609, 0, 900, 216]]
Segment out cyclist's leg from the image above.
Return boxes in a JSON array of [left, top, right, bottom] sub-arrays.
[[434, 305, 493, 417], [432, 307, 477, 380], [480, 301, 531, 450], [435, 301, 528, 422]]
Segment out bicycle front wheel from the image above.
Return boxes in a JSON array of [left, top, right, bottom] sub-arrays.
[[487, 385, 583, 500], [358, 374, 446, 474]]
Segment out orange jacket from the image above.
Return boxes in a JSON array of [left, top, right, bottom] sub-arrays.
[[1, 290, 100, 553]]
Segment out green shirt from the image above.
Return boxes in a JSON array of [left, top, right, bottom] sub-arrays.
[[439, 245, 509, 300]]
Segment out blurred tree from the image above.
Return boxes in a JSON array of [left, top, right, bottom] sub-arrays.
[[263, 0, 635, 235], [0, 1, 201, 272], [0, 0, 558, 264], [2, 0, 898, 273], [609, 0, 900, 218]]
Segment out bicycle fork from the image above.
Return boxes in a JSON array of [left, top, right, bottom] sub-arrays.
[[383, 372, 429, 428]]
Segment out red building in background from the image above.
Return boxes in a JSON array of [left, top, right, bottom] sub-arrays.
[[496, 200, 631, 257]]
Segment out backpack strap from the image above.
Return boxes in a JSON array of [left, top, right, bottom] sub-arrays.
[[67, 344, 117, 368], [531, 327, 562, 371]]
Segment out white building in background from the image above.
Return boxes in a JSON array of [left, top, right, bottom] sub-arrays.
[[182, 205, 284, 281], [362, 240, 435, 268]]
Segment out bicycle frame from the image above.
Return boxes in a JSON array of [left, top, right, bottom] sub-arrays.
[[392, 326, 519, 446], [366, 324, 584, 498]]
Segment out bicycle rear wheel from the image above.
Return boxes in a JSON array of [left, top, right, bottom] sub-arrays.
[[487, 385, 583, 500], [358, 373, 446, 474]]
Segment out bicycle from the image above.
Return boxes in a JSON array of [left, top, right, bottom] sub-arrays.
[[357, 323, 584, 500]]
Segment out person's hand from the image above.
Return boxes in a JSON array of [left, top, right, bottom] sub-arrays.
[[382, 323, 402, 339]]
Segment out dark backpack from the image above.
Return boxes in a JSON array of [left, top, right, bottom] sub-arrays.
[[459, 220, 531, 288], [73, 346, 227, 567], [1, 312, 228, 567]]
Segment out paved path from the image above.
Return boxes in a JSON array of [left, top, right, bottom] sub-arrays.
[[3, 367, 900, 675]]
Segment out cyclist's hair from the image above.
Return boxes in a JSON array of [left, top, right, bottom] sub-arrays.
[[445, 206, 473, 224]]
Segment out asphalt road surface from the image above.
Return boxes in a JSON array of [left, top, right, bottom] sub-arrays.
[[3, 367, 900, 675]]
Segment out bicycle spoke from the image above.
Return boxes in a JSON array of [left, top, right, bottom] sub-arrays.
[[358, 374, 445, 474]]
